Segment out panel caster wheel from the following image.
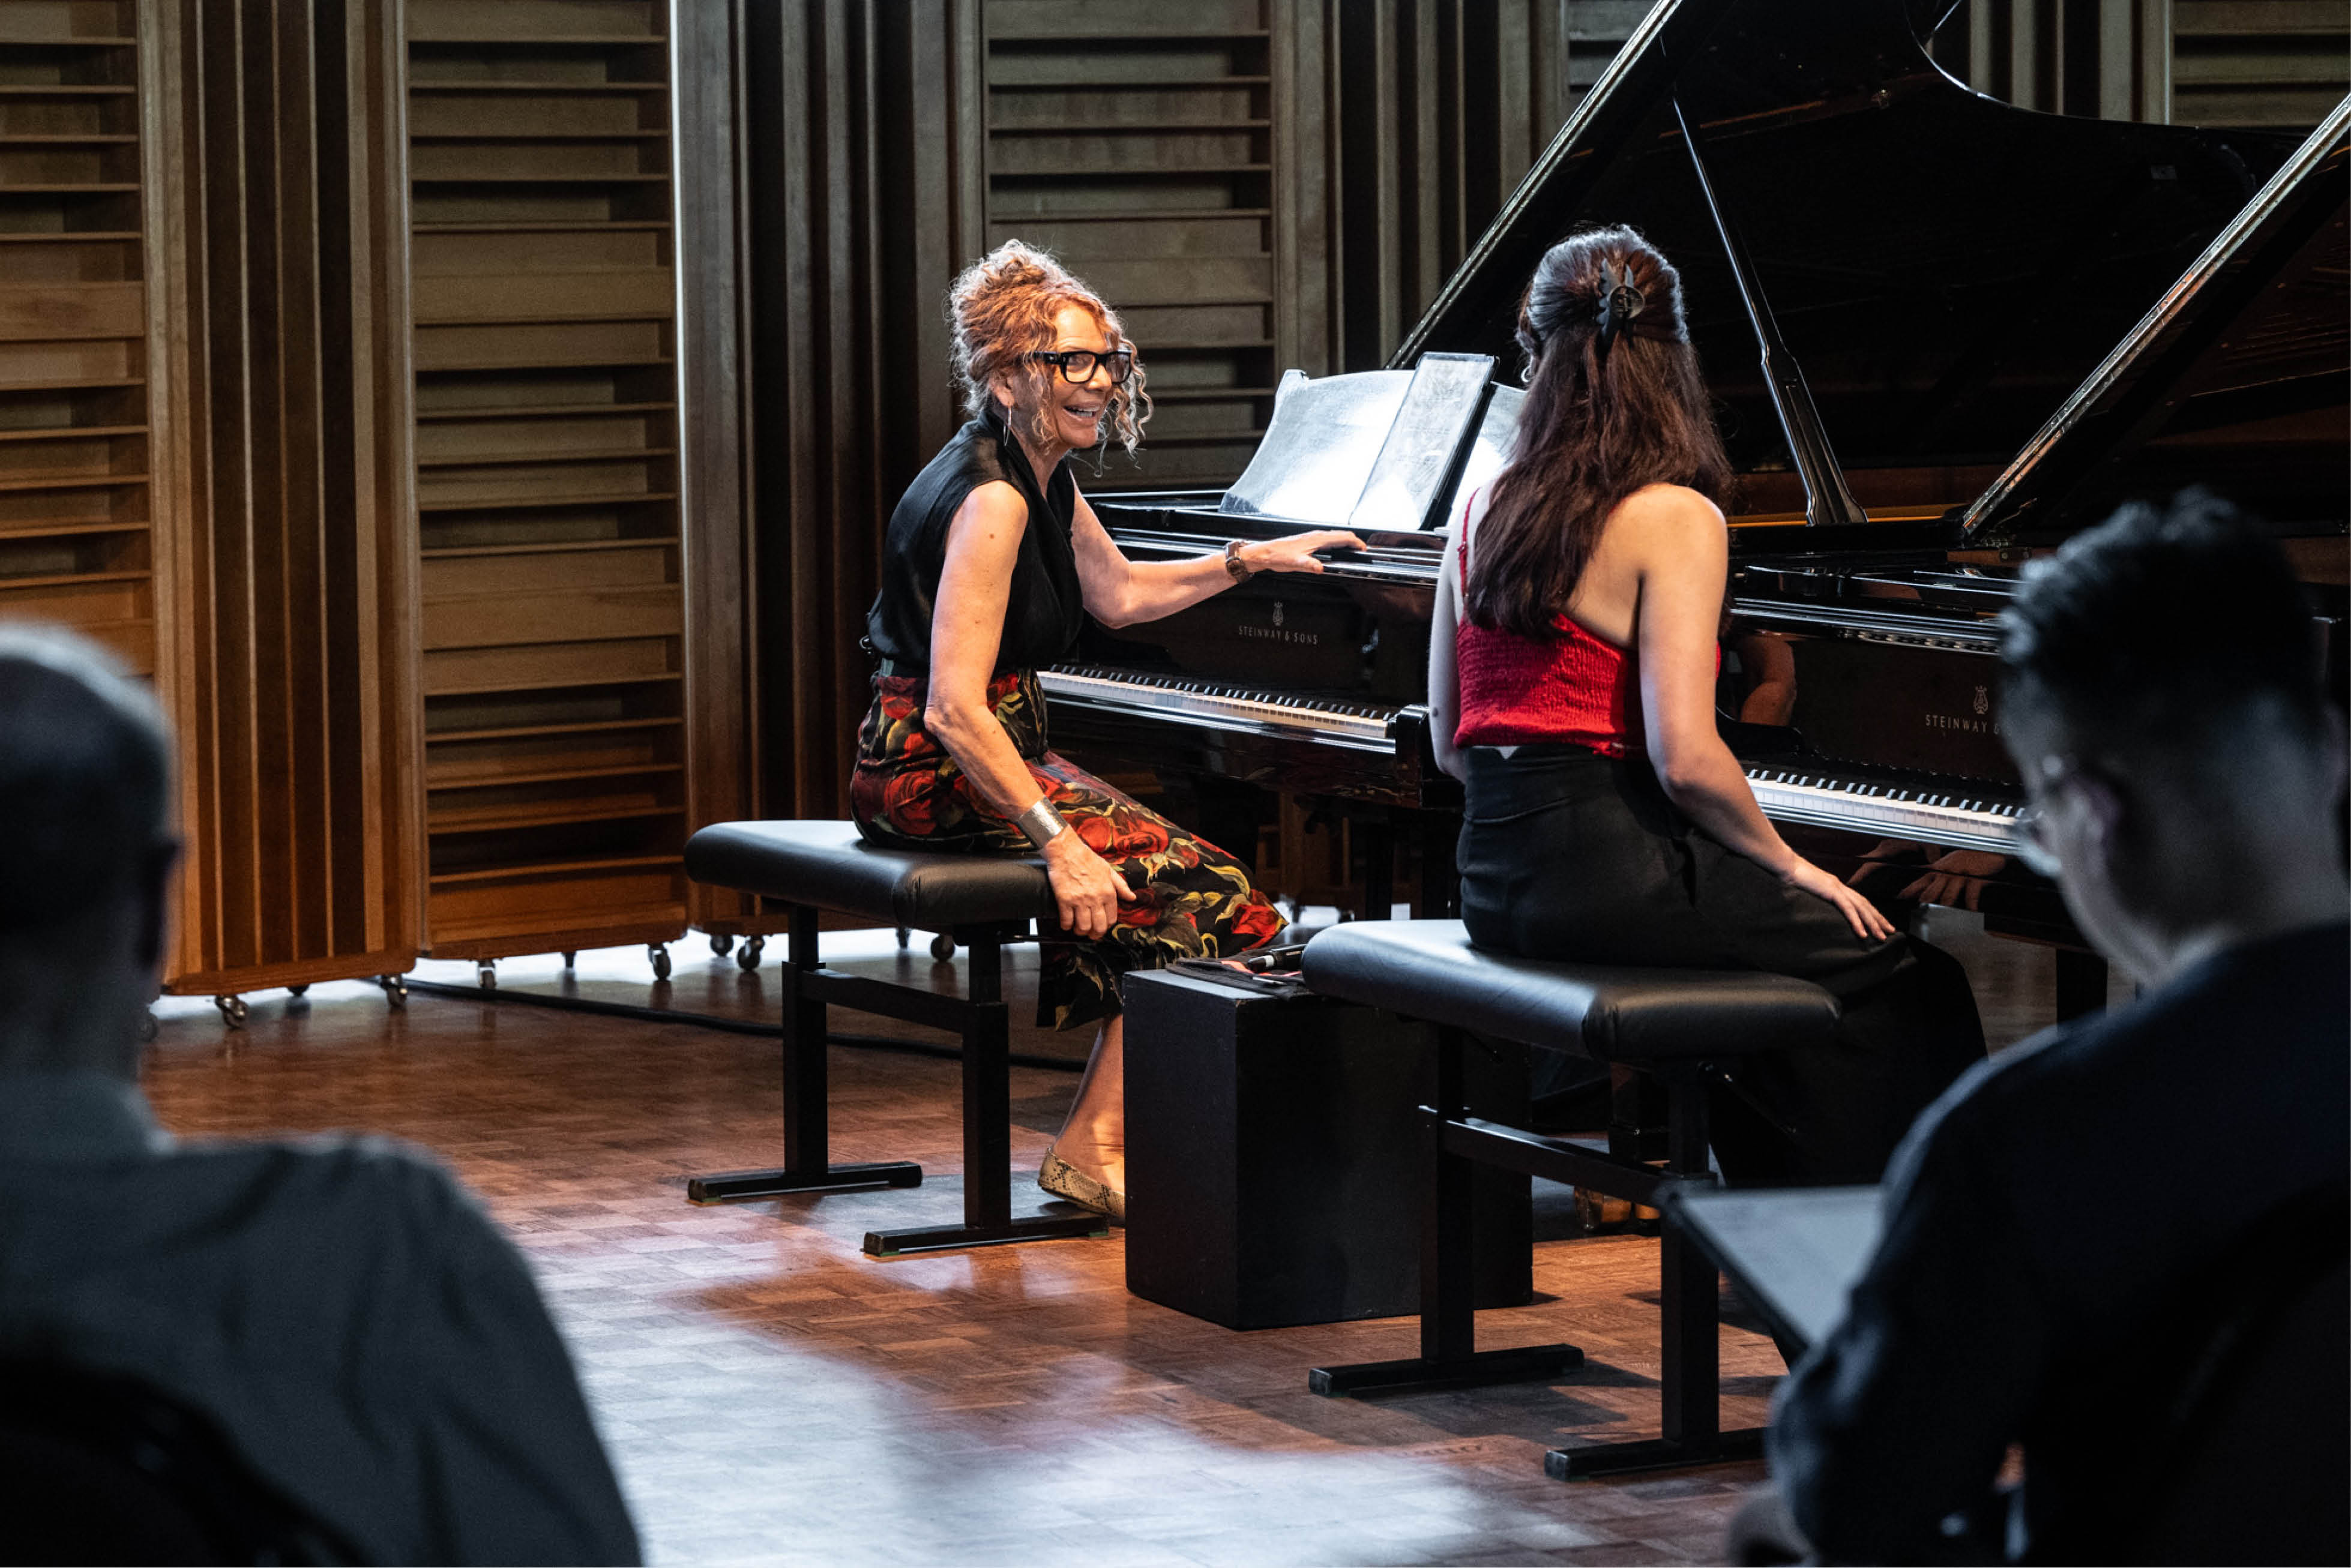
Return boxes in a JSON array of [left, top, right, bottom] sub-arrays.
[[649, 943, 672, 981], [287, 983, 310, 998], [736, 935, 764, 971], [709, 933, 734, 957], [929, 933, 956, 963], [139, 1010, 158, 1044], [477, 960, 496, 990], [561, 951, 576, 969], [214, 995, 247, 1030], [379, 975, 407, 1008]]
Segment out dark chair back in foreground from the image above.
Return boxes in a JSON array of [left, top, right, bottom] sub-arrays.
[[0, 1359, 355, 1566], [2124, 1186, 2350, 1567]]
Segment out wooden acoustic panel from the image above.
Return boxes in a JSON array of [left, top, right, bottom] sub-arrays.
[[405, 0, 691, 964], [0, 0, 420, 996], [0, 2, 155, 677], [149, 0, 421, 993]]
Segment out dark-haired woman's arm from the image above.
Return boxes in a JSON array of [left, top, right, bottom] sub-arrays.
[[1633, 493, 1894, 943], [1428, 526, 1469, 782]]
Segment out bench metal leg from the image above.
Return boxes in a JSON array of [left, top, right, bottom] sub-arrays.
[[688, 906, 923, 1203], [1546, 1064, 1763, 1479], [1312, 1026, 1583, 1396], [862, 927, 1107, 1257]]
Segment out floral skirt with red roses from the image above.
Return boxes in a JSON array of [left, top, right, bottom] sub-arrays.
[[849, 667, 1287, 1030]]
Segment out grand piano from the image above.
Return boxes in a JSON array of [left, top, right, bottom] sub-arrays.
[[1047, 0, 2350, 976]]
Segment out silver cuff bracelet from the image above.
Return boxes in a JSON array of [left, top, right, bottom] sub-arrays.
[[1016, 798, 1068, 850]]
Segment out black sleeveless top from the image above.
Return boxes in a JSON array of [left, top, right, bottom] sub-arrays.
[[863, 406, 1085, 676]]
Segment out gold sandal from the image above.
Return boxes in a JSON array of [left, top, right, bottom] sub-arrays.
[[1038, 1148, 1126, 1226]]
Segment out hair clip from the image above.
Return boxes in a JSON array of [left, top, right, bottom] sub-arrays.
[[1596, 259, 1646, 357]]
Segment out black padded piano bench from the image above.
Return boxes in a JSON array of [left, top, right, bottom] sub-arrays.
[[1298, 919, 1840, 1479], [681, 820, 1108, 1257]]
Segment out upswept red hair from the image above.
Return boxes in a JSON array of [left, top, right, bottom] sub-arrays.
[[950, 239, 1150, 457]]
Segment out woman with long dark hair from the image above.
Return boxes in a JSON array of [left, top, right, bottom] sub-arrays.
[[1427, 227, 1984, 1183]]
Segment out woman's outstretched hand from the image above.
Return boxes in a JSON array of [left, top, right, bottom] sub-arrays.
[[1041, 831, 1136, 940], [1783, 856, 1897, 943], [1240, 530, 1368, 575]]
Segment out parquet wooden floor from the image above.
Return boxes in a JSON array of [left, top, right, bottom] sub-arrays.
[[143, 913, 2083, 1566]]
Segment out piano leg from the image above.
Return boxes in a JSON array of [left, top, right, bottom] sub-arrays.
[[1358, 812, 1395, 922], [2054, 948, 2109, 1022]]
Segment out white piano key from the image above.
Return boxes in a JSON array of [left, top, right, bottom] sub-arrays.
[[1743, 766, 2019, 853], [1040, 668, 1398, 751]]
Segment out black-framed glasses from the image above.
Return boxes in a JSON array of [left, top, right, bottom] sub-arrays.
[[2012, 798, 2062, 880], [1028, 348, 1134, 385], [2011, 754, 2094, 880]]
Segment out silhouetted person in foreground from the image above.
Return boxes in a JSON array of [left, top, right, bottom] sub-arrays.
[[1757, 494, 2349, 1563], [0, 627, 640, 1565]]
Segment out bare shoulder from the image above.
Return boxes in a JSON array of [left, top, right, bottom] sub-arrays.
[[956, 478, 1029, 529], [947, 481, 1031, 559], [1610, 483, 1726, 558]]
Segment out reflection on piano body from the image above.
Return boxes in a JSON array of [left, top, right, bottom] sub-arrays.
[[1046, 0, 2348, 939]]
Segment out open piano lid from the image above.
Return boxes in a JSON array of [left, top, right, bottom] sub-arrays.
[[1393, 0, 2324, 539], [1959, 98, 2350, 544]]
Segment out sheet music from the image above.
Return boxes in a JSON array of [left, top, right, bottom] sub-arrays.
[[1437, 384, 1525, 530], [1218, 370, 1412, 525], [1348, 353, 1496, 532]]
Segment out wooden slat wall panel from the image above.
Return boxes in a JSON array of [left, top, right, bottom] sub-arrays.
[[1934, 0, 2341, 129], [141, 0, 419, 995], [405, 0, 691, 968], [1324, 0, 1596, 373], [717, 0, 984, 829], [0, 3, 156, 685], [981, 0, 1286, 488]]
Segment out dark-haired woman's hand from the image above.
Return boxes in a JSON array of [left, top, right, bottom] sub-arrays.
[[1041, 832, 1136, 941], [1783, 857, 1897, 943], [1239, 530, 1368, 575]]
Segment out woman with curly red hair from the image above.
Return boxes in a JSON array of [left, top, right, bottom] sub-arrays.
[[854, 241, 1358, 1220]]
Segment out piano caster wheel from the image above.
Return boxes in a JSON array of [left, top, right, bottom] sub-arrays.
[[287, 984, 309, 998], [709, 933, 734, 957], [561, 951, 576, 970], [379, 975, 408, 1008], [736, 936, 764, 971], [896, 925, 912, 949], [477, 960, 496, 990], [649, 943, 672, 982], [929, 933, 956, 963], [214, 994, 247, 1030], [139, 1010, 159, 1044]]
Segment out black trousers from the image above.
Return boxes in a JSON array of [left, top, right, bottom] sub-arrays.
[[1458, 745, 1986, 1185]]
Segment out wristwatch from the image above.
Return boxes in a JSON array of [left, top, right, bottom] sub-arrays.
[[1224, 539, 1254, 582]]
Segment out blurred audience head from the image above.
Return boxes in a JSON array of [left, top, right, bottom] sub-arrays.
[[0, 625, 176, 1074], [1998, 490, 2346, 978]]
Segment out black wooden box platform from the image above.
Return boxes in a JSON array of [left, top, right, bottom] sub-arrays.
[[1123, 966, 1532, 1330]]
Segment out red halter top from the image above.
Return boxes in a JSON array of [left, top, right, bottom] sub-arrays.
[[1452, 493, 1645, 758]]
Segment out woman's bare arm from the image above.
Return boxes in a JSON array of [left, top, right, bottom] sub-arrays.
[[927, 482, 1133, 938], [1068, 488, 1362, 627], [1429, 523, 1469, 782], [1634, 491, 1892, 940], [925, 482, 1064, 815]]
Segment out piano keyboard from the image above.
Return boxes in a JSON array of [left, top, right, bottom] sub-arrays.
[[1040, 667, 1400, 752], [1745, 766, 2020, 853]]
